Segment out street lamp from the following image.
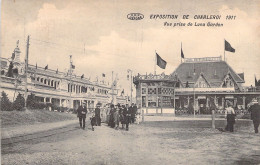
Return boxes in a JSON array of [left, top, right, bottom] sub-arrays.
[[127, 69, 133, 104], [193, 85, 195, 118]]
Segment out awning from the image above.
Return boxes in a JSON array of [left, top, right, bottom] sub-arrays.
[[225, 95, 234, 99], [197, 96, 206, 99]]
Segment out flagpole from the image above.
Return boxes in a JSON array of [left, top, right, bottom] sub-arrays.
[[69, 55, 72, 109], [112, 71, 114, 104], [181, 42, 182, 64], [224, 39, 225, 62], [154, 50, 156, 75]]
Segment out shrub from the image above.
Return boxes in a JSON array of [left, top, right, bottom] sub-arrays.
[[27, 93, 38, 109], [1, 91, 13, 111], [13, 93, 25, 111]]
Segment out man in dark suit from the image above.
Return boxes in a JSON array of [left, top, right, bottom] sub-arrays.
[[123, 104, 131, 131], [77, 102, 88, 129], [248, 99, 260, 133], [95, 103, 101, 126], [129, 104, 134, 124]]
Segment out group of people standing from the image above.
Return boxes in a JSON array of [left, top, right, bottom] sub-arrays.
[[76, 102, 138, 131], [224, 98, 260, 134], [106, 103, 137, 131], [76, 103, 102, 130]]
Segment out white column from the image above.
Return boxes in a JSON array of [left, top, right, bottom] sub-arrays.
[[243, 96, 246, 109]]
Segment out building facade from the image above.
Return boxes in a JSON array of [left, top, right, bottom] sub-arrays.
[[134, 56, 260, 114], [0, 44, 126, 110]]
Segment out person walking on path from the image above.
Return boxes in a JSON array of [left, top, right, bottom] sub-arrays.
[[95, 104, 101, 126], [109, 104, 115, 128], [225, 103, 236, 132], [114, 104, 120, 130], [248, 99, 260, 133], [77, 102, 88, 130], [123, 104, 131, 131], [120, 105, 125, 129], [106, 104, 111, 125]]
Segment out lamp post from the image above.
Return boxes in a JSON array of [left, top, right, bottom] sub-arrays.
[[193, 86, 196, 118], [127, 69, 133, 104]]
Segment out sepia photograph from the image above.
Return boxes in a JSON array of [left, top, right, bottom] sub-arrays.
[[1, 0, 260, 164]]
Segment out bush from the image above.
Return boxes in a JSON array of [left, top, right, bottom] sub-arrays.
[[27, 93, 38, 109], [13, 93, 25, 111], [1, 91, 13, 111]]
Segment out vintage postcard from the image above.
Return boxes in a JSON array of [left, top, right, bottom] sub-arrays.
[[1, 0, 260, 164]]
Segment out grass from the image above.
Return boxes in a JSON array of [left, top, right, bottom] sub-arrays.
[[1, 109, 76, 128]]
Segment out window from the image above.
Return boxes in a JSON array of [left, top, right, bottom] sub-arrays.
[[142, 88, 146, 94], [158, 88, 161, 94], [142, 96, 146, 107], [148, 88, 156, 94]]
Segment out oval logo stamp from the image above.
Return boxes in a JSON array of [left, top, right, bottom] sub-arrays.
[[127, 13, 144, 20]]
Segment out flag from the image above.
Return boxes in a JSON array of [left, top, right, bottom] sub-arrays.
[[181, 47, 185, 58], [121, 89, 124, 96], [71, 64, 75, 69], [255, 76, 258, 86], [56, 68, 58, 74], [36, 63, 37, 69], [156, 53, 167, 69], [127, 74, 129, 80], [81, 74, 84, 79], [102, 73, 105, 77], [44, 65, 48, 70], [225, 40, 235, 52]]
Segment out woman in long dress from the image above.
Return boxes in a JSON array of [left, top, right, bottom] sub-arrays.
[[114, 104, 120, 129]]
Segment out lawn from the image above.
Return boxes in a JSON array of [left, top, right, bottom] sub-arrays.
[[1, 109, 76, 128]]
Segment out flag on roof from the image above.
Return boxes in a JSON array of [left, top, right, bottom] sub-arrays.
[[156, 53, 167, 69], [71, 64, 75, 69], [181, 47, 184, 59], [102, 73, 105, 77], [225, 40, 235, 52], [81, 74, 84, 79], [44, 65, 48, 70]]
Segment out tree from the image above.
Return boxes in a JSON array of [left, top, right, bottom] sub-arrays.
[[6, 61, 14, 77], [1, 91, 13, 111], [27, 93, 37, 109], [13, 93, 25, 111]]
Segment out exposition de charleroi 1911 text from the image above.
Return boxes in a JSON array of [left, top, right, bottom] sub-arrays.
[[150, 14, 236, 27]]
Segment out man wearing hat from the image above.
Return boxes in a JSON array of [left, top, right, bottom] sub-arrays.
[[95, 103, 101, 126], [248, 98, 260, 133], [123, 104, 131, 131], [77, 102, 88, 130]]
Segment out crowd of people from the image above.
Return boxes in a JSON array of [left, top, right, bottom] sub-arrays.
[[76, 102, 139, 131], [106, 103, 138, 131], [76, 98, 260, 134]]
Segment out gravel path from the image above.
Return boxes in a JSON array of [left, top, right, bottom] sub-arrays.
[[2, 118, 259, 165]]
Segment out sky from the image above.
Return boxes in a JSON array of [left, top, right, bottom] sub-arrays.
[[1, 0, 260, 95]]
